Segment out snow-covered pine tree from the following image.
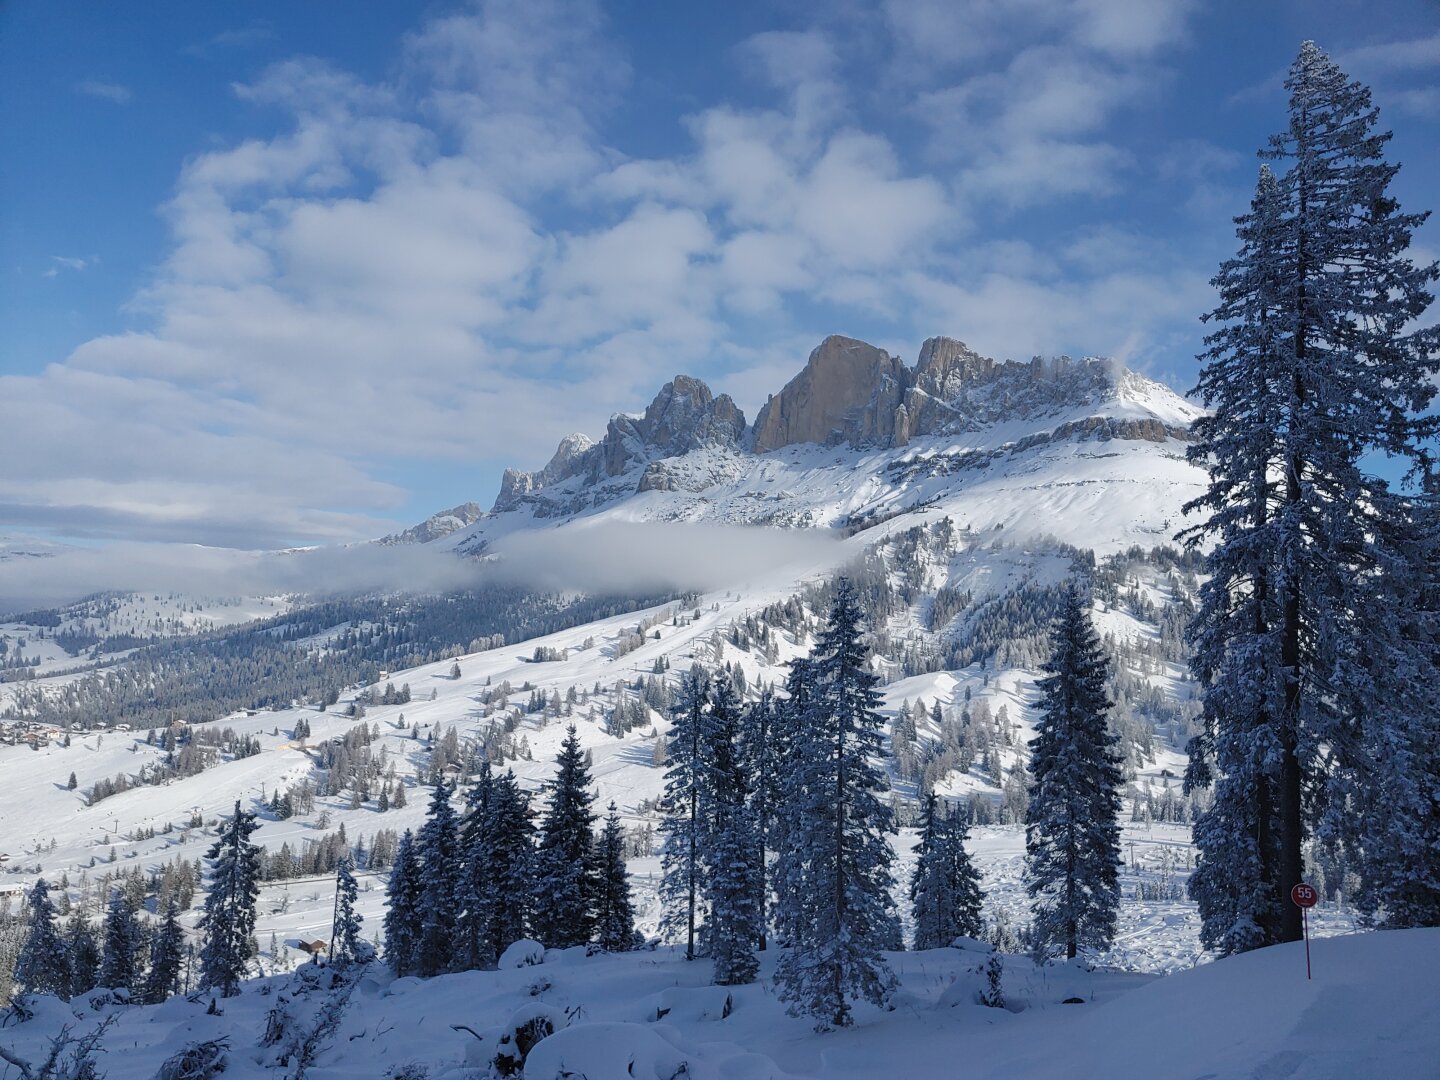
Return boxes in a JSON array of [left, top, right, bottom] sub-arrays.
[[659, 667, 713, 959], [531, 724, 598, 948], [1025, 584, 1123, 961], [774, 579, 898, 1030], [456, 762, 497, 971], [1349, 476, 1440, 927], [910, 794, 986, 950], [331, 856, 363, 967], [594, 802, 637, 952], [482, 769, 536, 958], [199, 800, 261, 996], [383, 829, 423, 977], [740, 687, 779, 950], [1183, 40, 1439, 947], [705, 685, 762, 986], [1180, 164, 1291, 956], [65, 910, 99, 999], [769, 656, 817, 949], [15, 878, 69, 998], [415, 779, 461, 976], [143, 899, 185, 1004], [98, 889, 147, 993]]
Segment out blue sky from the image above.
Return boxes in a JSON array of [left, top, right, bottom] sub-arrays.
[[1, 0, 1437, 550]]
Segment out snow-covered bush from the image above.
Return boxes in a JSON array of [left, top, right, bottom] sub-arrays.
[[490, 1002, 564, 1076], [156, 1038, 229, 1080]]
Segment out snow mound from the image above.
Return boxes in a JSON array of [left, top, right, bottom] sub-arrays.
[[987, 929, 1440, 1078], [522, 1021, 687, 1080], [498, 938, 546, 968]]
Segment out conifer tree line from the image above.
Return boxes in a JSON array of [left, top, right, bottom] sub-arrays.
[[1181, 42, 1440, 953], [382, 724, 637, 978], [7, 576, 1127, 1020]]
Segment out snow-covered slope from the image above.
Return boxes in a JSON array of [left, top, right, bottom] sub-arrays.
[[2, 929, 1433, 1078]]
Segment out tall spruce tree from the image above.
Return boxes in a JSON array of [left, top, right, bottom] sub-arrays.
[[65, 910, 100, 999], [659, 667, 713, 959], [774, 580, 898, 1030], [1024, 585, 1122, 961], [1180, 166, 1290, 954], [383, 829, 423, 977], [15, 879, 69, 998], [705, 687, 762, 986], [456, 763, 498, 971], [594, 803, 637, 952], [741, 687, 779, 951], [98, 889, 147, 993], [144, 899, 185, 1004], [1349, 477, 1440, 927], [1182, 41, 1439, 948], [531, 724, 598, 948], [485, 770, 537, 959], [911, 794, 986, 950], [769, 656, 816, 949], [415, 779, 461, 976], [199, 800, 261, 996], [331, 856, 364, 967]]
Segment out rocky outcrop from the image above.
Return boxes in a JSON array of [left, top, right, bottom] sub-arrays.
[[494, 433, 596, 512], [380, 502, 486, 545], [602, 375, 746, 477], [750, 336, 910, 452], [747, 335, 1126, 453], [491, 377, 745, 512]]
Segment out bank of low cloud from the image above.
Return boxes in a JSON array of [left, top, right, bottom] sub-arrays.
[[0, 523, 839, 615]]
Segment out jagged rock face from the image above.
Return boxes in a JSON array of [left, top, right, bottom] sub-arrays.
[[750, 336, 910, 452], [381, 502, 487, 545], [494, 433, 596, 512], [603, 375, 746, 477], [491, 377, 745, 512]]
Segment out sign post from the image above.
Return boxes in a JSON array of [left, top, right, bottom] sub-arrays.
[[1291, 882, 1318, 980]]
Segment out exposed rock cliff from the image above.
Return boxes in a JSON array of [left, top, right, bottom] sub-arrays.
[[750, 336, 910, 452], [492, 377, 745, 513]]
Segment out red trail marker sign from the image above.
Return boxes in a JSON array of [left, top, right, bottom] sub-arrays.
[[1292, 882, 1318, 979]]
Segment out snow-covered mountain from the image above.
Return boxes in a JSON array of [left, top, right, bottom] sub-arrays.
[[439, 334, 1205, 562]]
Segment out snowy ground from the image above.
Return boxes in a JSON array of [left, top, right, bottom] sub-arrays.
[[2, 929, 1433, 1079]]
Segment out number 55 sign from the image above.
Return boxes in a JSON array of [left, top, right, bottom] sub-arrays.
[[1292, 882, 1318, 979]]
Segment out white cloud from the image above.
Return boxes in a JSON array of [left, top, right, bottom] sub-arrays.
[[6, 0, 1214, 553], [42, 255, 94, 278], [1341, 32, 1440, 75], [75, 80, 132, 104]]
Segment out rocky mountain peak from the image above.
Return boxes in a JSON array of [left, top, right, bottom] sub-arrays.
[[750, 336, 910, 453], [491, 376, 746, 513], [602, 375, 746, 477]]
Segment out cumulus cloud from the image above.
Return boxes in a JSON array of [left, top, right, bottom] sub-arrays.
[[4, 0, 1218, 553]]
